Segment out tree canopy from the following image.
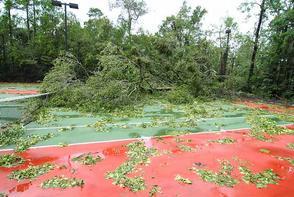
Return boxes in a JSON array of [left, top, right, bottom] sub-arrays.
[[0, 0, 293, 110]]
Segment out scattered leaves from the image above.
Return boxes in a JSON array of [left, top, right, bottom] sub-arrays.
[[59, 142, 69, 147], [177, 144, 195, 152], [168, 130, 192, 136], [287, 143, 294, 150], [175, 175, 193, 184], [15, 133, 55, 152], [9, 163, 54, 181], [41, 176, 84, 189], [35, 108, 56, 124], [247, 113, 293, 141], [149, 185, 161, 197], [259, 149, 271, 154], [175, 138, 192, 143], [0, 124, 24, 147], [208, 138, 236, 144], [191, 161, 238, 187], [91, 121, 110, 132], [0, 192, 7, 197], [58, 127, 73, 132], [0, 154, 25, 167], [276, 156, 294, 166], [106, 141, 158, 192], [239, 166, 280, 188], [72, 153, 103, 165]]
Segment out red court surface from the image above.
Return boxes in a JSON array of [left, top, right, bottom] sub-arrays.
[[0, 89, 40, 95], [235, 99, 294, 115], [1, 126, 294, 197]]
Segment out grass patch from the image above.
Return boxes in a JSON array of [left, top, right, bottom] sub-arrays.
[[191, 161, 238, 188], [175, 175, 193, 184], [106, 141, 158, 192], [9, 163, 54, 181], [239, 166, 280, 188], [0, 154, 25, 167], [208, 138, 236, 144], [72, 153, 103, 165], [41, 176, 84, 189]]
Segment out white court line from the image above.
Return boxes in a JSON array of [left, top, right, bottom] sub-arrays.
[[1, 124, 293, 152]]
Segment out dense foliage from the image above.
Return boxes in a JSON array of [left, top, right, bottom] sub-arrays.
[[0, 0, 293, 110]]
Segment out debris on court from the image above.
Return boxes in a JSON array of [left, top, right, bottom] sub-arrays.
[[247, 112, 293, 141], [149, 185, 161, 196], [1, 84, 294, 196], [15, 133, 55, 152], [41, 176, 84, 189], [208, 137, 236, 144], [0, 154, 25, 167], [239, 166, 280, 188], [287, 143, 294, 150], [275, 156, 294, 166], [177, 144, 196, 152], [0, 192, 7, 197], [259, 148, 271, 154], [191, 160, 238, 188], [106, 141, 158, 192], [72, 153, 103, 165], [9, 163, 54, 181], [0, 124, 24, 147], [175, 175, 193, 184], [35, 108, 57, 125]]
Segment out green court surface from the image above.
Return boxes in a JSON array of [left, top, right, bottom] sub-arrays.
[[0, 83, 293, 150], [2, 102, 291, 150], [0, 102, 25, 124]]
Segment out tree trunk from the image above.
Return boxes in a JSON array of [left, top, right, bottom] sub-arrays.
[[8, 8, 13, 43], [127, 10, 132, 37], [1, 34, 7, 64], [26, 1, 30, 41], [219, 30, 231, 81], [33, 0, 36, 37], [247, 0, 266, 89]]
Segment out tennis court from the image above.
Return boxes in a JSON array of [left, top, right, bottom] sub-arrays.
[[0, 83, 293, 197]]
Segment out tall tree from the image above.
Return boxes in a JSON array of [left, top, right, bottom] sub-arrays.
[[218, 17, 238, 79], [17, 0, 31, 40], [3, 0, 14, 43], [262, 0, 294, 98], [245, 0, 267, 89], [111, 0, 147, 36], [159, 1, 207, 46]]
